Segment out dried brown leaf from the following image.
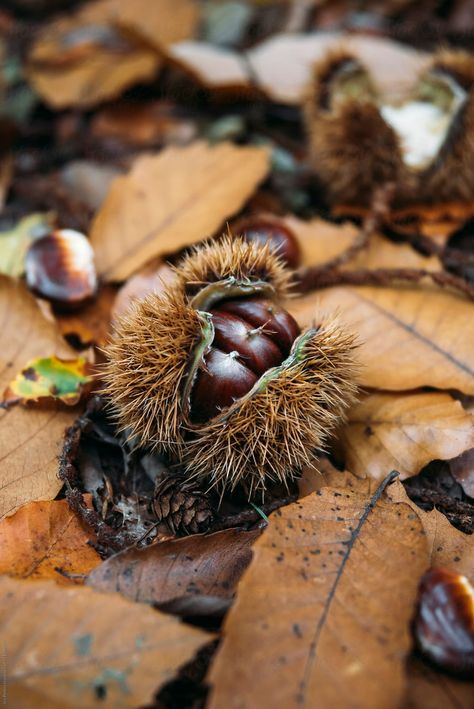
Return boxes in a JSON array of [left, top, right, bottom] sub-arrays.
[[166, 41, 252, 94], [0, 498, 100, 585], [0, 575, 210, 708], [27, 0, 197, 109], [90, 141, 270, 282], [87, 528, 259, 605], [208, 476, 428, 709], [288, 286, 474, 394], [286, 217, 440, 271], [0, 278, 79, 519], [338, 392, 474, 481]]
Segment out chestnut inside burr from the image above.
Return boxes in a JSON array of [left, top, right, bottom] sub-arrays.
[[190, 297, 300, 423]]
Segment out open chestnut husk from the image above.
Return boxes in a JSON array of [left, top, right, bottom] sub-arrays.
[[414, 567, 474, 678], [24, 228, 97, 309], [104, 236, 358, 496], [304, 49, 474, 207]]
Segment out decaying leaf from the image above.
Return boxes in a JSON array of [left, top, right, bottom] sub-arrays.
[[27, 0, 198, 109], [87, 528, 260, 608], [0, 575, 210, 708], [288, 286, 474, 394], [3, 355, 92, 406], [338, 392, 474, 481], [0, 212, 55, 277], [0, 278, 78, 519], [90, 141, 270, 281], [0, 498, 100, 585], [208, 476, 428, 709]]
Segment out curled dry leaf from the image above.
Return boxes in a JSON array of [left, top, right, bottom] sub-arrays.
[[0, 277, 79, 519], [288, 286, 474, 395], [0, 575, 210, 708], [90, 141, 270, 282], [0, 498, 100, 585], [3, 355, 92, 406], [208, 475, 428, 709], [87, 528, 260, 608], [27, 0, 198, 109], [338, 392, 474, 481]]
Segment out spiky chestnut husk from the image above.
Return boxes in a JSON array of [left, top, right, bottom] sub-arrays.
[[103, 236, 358, 496], [304, 49, 474, 207]]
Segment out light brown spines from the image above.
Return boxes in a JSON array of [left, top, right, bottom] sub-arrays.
[[304, 48, 474, 207], [174, 234, 292, 301], [304, 51, 403, 207], [103, 289, 201, 457], [184, 319, 359, 497]]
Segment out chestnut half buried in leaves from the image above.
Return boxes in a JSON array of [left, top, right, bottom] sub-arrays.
[[25, 228, 97, 309], [104, 236, 358, 497], [414, 567, 474, 678]]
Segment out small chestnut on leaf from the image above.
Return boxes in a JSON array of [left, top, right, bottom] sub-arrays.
[[25, 228, 97, 309], [104, 236, 358, 496], [414, 567, 474, 678]]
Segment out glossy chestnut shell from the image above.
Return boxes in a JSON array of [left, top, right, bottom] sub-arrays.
[[234, 216, 301, 269], [191, 296, 300, 423], [414, 567, 474, 677], [25, 229, 97, 309]]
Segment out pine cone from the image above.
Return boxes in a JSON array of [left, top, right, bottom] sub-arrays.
[[153, 476, 213, 536]]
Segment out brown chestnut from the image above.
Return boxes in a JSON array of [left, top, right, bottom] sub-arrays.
[[190, 296, 300, 423], [25, 229, 97, 309], [233, 216, 301, 268], [414, 567, 474, 678]]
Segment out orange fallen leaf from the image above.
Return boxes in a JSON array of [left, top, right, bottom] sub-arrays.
[[288, 286, 474, 394], [1, 575, 210, 708], [90, 141, 270, 282], [0, 498, 100, 585], [208, 476, 428, 709], [0, 277, 79, 519], [338, 392, 474, 481]]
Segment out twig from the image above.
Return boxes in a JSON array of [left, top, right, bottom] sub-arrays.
[[302, 267, 474, 300], [296, 183, 395, 293], [213, 493, 298, 531]]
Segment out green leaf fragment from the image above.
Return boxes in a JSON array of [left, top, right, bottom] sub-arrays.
[[3, 356, 92, 406]]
